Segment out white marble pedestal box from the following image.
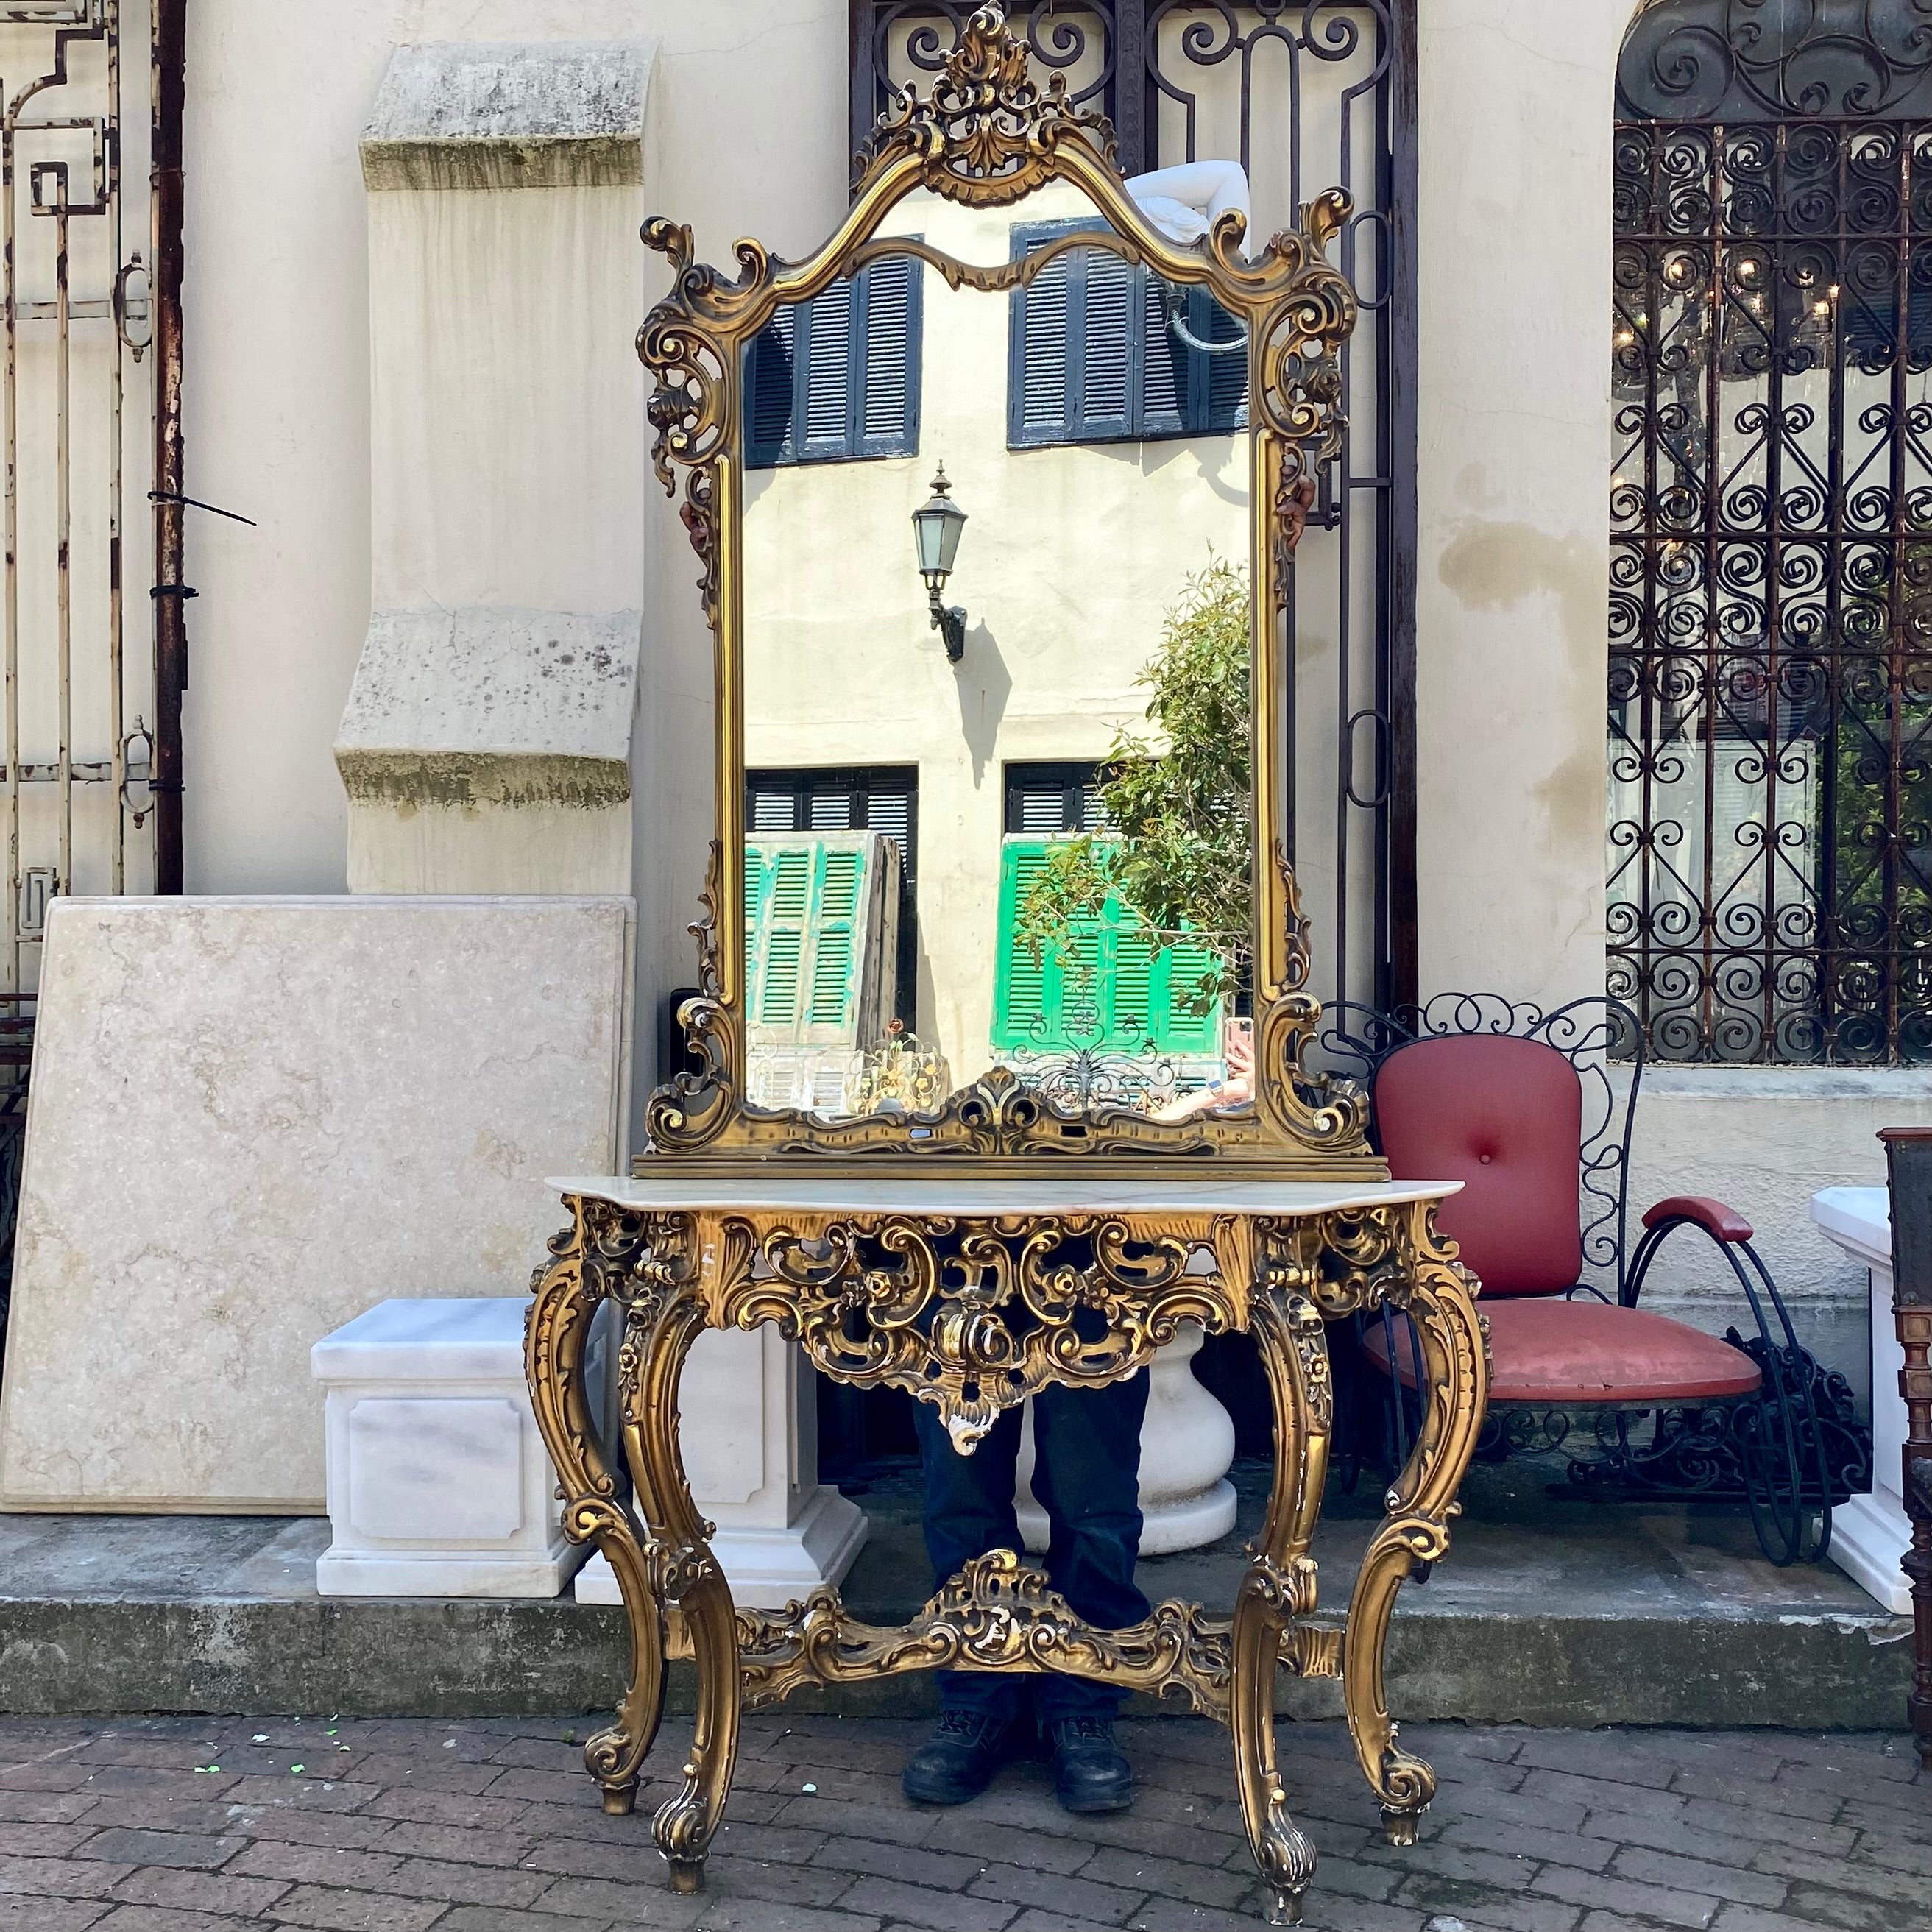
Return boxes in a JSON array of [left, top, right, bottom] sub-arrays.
[[576, 1325, 866, 1610], [314, 1298, 599, 1597], [1811, 1186, 1911, 1614]]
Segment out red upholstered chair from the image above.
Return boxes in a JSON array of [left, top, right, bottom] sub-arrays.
[[1323, 996, 1869, 1566]]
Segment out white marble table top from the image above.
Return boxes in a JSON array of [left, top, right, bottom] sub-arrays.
[[1811, 1185, 1892, 1270], [548, 1172, 1461, 1217]]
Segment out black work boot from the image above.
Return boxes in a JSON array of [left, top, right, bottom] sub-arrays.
[[901, 1709, 1016, 1806], [1045, 1716, 1133, 1814]]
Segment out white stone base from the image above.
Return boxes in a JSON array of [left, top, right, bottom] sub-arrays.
[[1811, 1188, 1914, 1616], [576, 1484, 867, 1610], [1827, 1493, 1912, 1616], [317, 1541, 585, 1599]]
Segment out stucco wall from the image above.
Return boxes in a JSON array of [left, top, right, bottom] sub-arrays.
[[1406, 1, 1928, 1376], [1412, 1, 1627, 1011], [743, 182, 1248, 1075], [175, 1, 1926, 1299]]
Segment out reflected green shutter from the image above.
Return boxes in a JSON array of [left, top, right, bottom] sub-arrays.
[[805, 845, 864, 1038], [991, 840, 1224, 1055], [745, 838, 871, 1044], [750, 843, 813, 1030]]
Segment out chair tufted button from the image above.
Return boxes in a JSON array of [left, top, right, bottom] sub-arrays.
[[1478, 1153, 1493, 1164]]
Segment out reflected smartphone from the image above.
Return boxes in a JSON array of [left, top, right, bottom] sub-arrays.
[[1222, 1017, 1253, 1069]]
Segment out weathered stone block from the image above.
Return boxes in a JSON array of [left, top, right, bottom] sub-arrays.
[[0, 895, 631, 1513]]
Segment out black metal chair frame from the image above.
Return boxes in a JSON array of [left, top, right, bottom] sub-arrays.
[[1319, 994, 1871, 1566]]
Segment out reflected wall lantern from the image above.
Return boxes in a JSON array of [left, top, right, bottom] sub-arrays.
[[911, 464, 969, 662]]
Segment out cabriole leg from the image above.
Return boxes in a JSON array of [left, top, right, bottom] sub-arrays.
[[525, 1197, 673, 1817], [637, 1214, 746, 1894], [1229, 1260, 1334, 1925], [1341, 1200, 1489, 1843]]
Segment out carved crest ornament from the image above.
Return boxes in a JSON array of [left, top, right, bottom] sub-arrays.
[[524, 12, 1493, 1928], [634, 1, 1369, 1175]]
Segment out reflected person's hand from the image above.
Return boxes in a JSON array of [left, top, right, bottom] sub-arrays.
[[1150, 1072, 1253, 1123], [1283, 475, 1317, 554]]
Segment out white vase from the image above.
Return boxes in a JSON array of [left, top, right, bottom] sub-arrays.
[[1015, 1321, 1238, 1557]]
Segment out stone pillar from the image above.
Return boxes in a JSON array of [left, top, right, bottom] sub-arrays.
[[338, 38, 862, 1607], [336, 40, 654, 892]]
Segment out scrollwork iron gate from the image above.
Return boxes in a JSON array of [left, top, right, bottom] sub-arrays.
[[1612, 0, 1932, 1063], [852, 1, 1418, 1017]]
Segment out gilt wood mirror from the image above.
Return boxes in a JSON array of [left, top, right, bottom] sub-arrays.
[[637, 6, 1379, 1180]]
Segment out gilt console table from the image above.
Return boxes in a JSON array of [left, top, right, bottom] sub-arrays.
[[525, 1172, 1487, 1926]]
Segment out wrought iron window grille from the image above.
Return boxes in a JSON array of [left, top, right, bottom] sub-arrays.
[[850, 1, 1419, 1018], [1613, 2, 1932, 1064]]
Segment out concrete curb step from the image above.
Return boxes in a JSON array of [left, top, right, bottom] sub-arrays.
[[0, 1593, 1908, 1727], [0, 1457, 1910, 1727]]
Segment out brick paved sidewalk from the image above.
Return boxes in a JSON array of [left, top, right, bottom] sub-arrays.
[[0, 1713, 1919, 1932]]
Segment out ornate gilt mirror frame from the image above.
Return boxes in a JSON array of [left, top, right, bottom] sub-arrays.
[[637, 5, 1377, 1179]]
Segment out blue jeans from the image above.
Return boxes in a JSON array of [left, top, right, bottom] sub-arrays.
[[915, 1372, 1150, 1723]]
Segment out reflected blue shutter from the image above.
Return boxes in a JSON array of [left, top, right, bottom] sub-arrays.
[[1008, 220, 1248, 448], [746, 306, 798, 464], [1012, 227, 1072, 445], [860, 254, 921, 453], [749, 253, 920, 467], [800, 275, 854, 456], [1139, 275, 1186, 436], [1078, 247, 1133, 437], [1201, 291, 1250, 431]]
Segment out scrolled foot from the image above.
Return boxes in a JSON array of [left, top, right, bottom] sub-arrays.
[[1264, 1885, 1304, 1926], [665, 1855, 705, 1895], [599, 1783, 637, 1817], [1380, 1806, 1420, 1847]]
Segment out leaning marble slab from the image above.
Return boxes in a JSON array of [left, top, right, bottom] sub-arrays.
[[0, 895, 631, 1514]]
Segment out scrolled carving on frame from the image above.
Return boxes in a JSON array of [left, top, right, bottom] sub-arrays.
[[707, 1211, 1245, 1450], [643, 841, 737, 1153], [634, 2, 1372, 1172]]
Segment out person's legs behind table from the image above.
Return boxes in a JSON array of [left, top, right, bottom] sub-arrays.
[[902, 1372, 1150, 1813]]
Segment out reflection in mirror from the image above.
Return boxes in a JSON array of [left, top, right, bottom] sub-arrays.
[[740, 181, 1256, 1124]]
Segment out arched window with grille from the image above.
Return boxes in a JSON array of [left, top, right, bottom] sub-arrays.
[[1611, 0, 1932, 1063]]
